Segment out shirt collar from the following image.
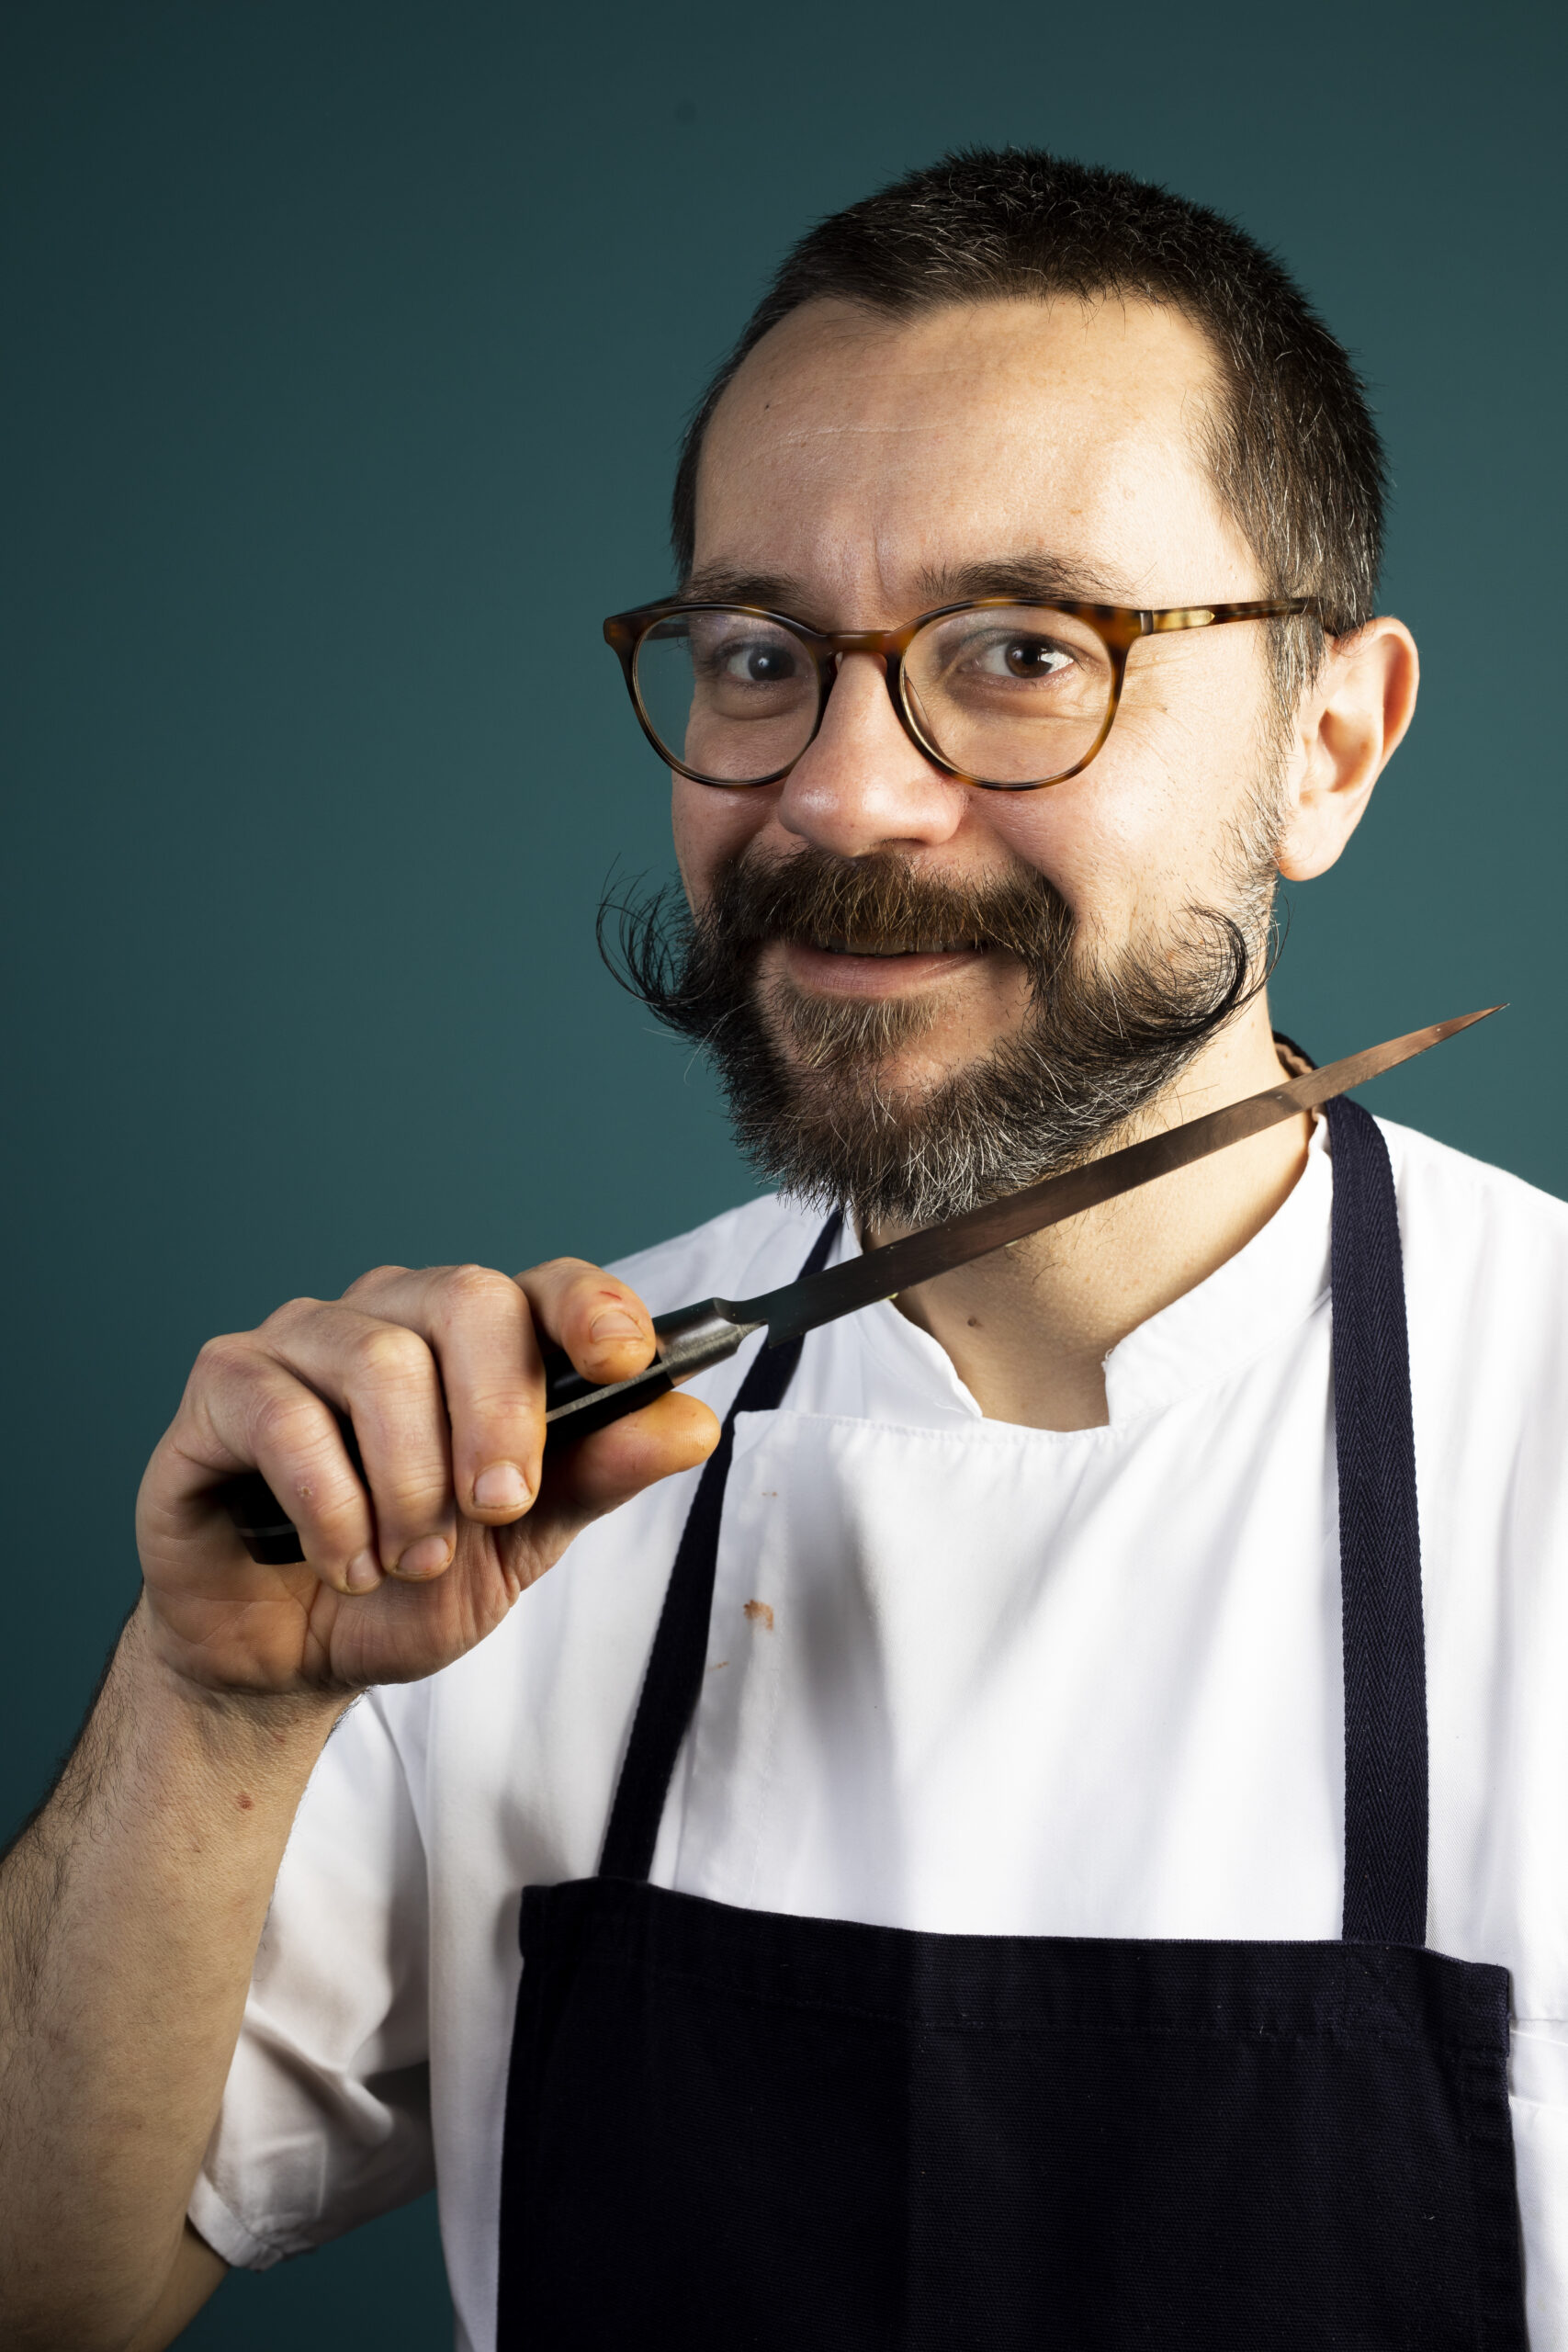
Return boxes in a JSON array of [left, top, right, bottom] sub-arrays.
[[1101, 1116, 1331, 1424], [833, 1115, 1334, 1433]]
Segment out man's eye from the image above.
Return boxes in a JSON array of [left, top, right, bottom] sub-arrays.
[[982, 636, 1074, 680], [721, 640, 800, 685]]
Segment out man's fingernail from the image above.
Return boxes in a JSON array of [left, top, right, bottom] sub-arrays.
[[393, 1534, 453, 1580], [344, 1550, 381, 1594], [473, 1461, 528, 1513], [590, 1308, 643, 1342]]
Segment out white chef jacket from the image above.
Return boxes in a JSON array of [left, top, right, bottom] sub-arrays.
[[191, 1115, 1568, 2350]]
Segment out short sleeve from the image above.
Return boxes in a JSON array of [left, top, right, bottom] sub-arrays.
[[189, 1690, 434, 2269]]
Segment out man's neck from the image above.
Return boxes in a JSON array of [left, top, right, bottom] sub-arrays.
[[885, 998, 1311, 1432]]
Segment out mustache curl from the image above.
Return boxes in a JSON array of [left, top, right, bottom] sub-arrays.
[[598, 848, 1272, 1226]]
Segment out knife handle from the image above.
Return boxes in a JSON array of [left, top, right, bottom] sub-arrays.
[[216, 1301, 755, 1566]]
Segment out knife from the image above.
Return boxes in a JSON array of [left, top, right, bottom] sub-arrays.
[[223, 1007, 1495, 1563]]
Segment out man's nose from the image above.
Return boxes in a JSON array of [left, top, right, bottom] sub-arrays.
[[774, 651, 969, 857]]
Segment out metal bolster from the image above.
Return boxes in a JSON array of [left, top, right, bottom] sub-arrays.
[[651, 1301, 761, 1384]]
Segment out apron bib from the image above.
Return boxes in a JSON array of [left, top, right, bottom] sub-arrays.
[[495, 1098, 1528, 2347]]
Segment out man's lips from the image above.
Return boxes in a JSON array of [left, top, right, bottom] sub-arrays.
[[773, 938, 989, 998]]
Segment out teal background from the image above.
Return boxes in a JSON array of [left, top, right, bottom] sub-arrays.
[[3, 1, 1562, 2341]]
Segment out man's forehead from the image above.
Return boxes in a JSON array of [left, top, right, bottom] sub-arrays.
[[693, 294, 1247, 615]]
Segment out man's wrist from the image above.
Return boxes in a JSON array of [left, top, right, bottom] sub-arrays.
[[121, 1600, 355, 1782]]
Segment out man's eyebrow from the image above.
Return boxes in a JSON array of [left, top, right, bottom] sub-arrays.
[[677, 567, 807, 610], [677, 553, 1136, 619], [917, 554, 1134, 607]]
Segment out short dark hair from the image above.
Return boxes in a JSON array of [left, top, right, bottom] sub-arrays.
[[671, 149, 1387, 701]]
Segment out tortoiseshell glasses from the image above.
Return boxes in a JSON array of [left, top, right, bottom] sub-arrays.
[[604, 594, 1325, 792]]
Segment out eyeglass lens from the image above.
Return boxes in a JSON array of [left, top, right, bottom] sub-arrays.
[[634, 606, 1116, 786]]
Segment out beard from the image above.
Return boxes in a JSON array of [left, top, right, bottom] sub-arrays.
[[602, 825, 1280, 1230]]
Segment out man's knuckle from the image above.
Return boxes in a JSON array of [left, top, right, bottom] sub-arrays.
[[467, 1381, 537, 1422], [377, 1463, 453, 1523], [251, 1384, 325, 1459], [343, 1262, 408, 1302], [300, 1486, 365, 1545], [440, 1262, 515, 1315], [193, 1330, 250, 1384], [258, 1295, 323, 1339], [350, 1322, 430, 1387]]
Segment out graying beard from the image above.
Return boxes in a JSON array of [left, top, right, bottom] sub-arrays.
[[746, 811, 1282, 1228], [602, 769, 1286, 1230]]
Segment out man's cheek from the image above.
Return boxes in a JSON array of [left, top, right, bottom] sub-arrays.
[[671, 779, 767, 894]]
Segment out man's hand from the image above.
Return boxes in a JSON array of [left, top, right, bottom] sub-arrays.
[[136, 1258, 721, 1698]]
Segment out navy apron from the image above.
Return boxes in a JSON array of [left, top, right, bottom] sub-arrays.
[[496, 1096, 1529, 2346]]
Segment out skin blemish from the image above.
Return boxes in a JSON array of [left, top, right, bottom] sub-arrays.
[[743, 1600, 775, 1632], [236, 1792, 254, 1811]]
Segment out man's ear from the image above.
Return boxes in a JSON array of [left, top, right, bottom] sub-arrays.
[[1275, 617, 1419, 882]]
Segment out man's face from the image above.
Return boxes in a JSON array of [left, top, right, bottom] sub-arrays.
[[663, 293, 1292, 1222]]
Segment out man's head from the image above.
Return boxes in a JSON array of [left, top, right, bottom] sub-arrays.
[[612, 150, 1416, 1227]]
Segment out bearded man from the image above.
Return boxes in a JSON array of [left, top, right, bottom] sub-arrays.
[[4, 150, 1566, 2352]]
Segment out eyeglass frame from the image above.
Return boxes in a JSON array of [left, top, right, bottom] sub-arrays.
[[603, 594, 1327, 792]]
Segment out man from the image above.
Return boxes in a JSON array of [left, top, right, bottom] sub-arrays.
[[3, 148, 1565, 2350]]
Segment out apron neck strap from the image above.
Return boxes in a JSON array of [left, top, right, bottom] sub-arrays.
[[1325, 1094, 1429, 1946], [599, 1212, 844, 1883]]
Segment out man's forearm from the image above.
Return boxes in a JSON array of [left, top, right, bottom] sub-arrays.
[[0, 1601, 347, 2352]]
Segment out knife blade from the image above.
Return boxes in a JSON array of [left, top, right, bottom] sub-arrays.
[[223, 1006, 1496, 1562]]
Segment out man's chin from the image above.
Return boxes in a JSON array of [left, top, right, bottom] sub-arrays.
[[761, 1021, 982, 1110], [772, 1040, 979, 1114]]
